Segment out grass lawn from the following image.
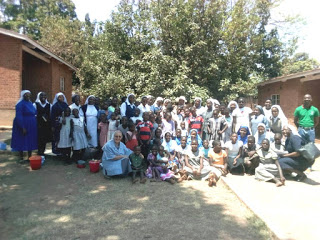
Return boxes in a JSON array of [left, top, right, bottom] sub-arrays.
[[0, 153, 274, 240]]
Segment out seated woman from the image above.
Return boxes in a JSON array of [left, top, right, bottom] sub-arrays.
[[183, 139, 217, 187], [254, 123, 274, 148], [186, 129, 203, 148], [279, 126, 311, 182], [243, 136, 259, 175], [101, 130, 133, 177], [255, 139, 285, 187], [237, 126, 251, 145], [225, 132, 244, 175], [250, 105, 269, 136]]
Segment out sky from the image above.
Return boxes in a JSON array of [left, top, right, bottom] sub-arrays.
[[73, 0, 320, 61]]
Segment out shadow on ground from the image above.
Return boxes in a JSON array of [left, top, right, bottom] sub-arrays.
[[0, 153, 273, 240]]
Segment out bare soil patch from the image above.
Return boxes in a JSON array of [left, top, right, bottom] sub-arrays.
[[0, 153, 274, 240]]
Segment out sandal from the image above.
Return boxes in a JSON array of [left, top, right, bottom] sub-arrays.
[[295, 174, 307, 182]]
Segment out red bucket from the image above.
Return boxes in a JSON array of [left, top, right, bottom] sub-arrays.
[[89, 160, 100, 173], [29, 155, 42, 170]]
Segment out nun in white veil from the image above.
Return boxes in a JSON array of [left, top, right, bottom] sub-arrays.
[[82, 95, 98, 148]]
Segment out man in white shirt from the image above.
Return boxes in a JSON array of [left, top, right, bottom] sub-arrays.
[[232, 97, 253, 133], [138, 96, 151, 117]]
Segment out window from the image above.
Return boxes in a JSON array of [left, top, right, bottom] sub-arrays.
[[271, 94, 280, 105], [60, 77, 65, 92]]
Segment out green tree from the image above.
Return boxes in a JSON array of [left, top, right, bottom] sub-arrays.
[[281, 52, 319, 75], [79, 0, 289, 101], [0, 0, 77, 39]]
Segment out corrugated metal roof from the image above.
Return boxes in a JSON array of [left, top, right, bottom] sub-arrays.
[[258, 68, 320, 86]]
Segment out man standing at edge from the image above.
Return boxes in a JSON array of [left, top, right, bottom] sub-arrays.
[[294, 94, 319, 143]]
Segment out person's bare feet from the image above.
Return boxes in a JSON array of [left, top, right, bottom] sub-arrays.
[[208, 177, 216, 187], [150, 178, 156, 182], [275, 179, 283, 187]]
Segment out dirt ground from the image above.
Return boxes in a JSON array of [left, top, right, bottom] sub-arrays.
[[0, 153, 274, 240]]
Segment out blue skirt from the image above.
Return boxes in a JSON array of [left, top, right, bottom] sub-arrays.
[[11, 115, 38, 151]]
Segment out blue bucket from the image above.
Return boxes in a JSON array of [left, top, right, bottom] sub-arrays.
[[0, 142, 7, 150]]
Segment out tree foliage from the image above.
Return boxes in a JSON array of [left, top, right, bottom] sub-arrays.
[[0, 0, 306, 102], [0, 0, 77, 39], [79, 0, 292, 101], [281, 52, 319, 75]]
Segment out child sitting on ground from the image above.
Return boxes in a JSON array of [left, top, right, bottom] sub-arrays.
[[208, 140, 228, 176], [58, 107, 72, 165], [129, 146, 147, 184], [157, 145, 179, 183], [242, 136, 259, 175], [147, 145, 163, 182], [158, 145, 179, 173], [225, 132, 244, 175]]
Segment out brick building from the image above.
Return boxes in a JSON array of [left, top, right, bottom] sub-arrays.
[[257, 68, 320, 136], [0, 28, 76, 126]]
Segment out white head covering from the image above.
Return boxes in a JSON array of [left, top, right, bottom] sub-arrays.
[[164, 99, 171, 104], [227, 100, 239, 109], [178, 96, 187, 103], [194, 97, 202, 106], [282, 124, 300, 136], [35, 92, 49, 105], [270, 105, 288, 126], [205, 98, 215, 111], [126, 93, 135, 105], [153, 97, 164, 107], [17, 90, 31, 105], [52, 92, 68, 105], [212, 99, 220, 106], [162, 131, 177, 153], [85, 95, 95, 105]]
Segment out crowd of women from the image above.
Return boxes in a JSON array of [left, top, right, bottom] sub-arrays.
[[12, 90, 315, 187]]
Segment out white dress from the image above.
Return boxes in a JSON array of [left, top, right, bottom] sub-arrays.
[[85, 105, 98, 147], [57, 117, 72, 148], [72, 117, 88, 150]]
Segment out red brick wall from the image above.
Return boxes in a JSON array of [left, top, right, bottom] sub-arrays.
[[258, 78, 320, 137], [51, 59, 73, 104], [0, 34, 22, 109], [258, 79, 302, 120], [22, 51, 52, 102]]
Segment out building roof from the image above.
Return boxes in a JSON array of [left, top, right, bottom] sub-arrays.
[[257, 68, 320, 86], [0, 27, 77, 71]]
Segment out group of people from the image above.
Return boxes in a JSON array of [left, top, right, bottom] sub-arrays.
[[11, 90, 319, 187]]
